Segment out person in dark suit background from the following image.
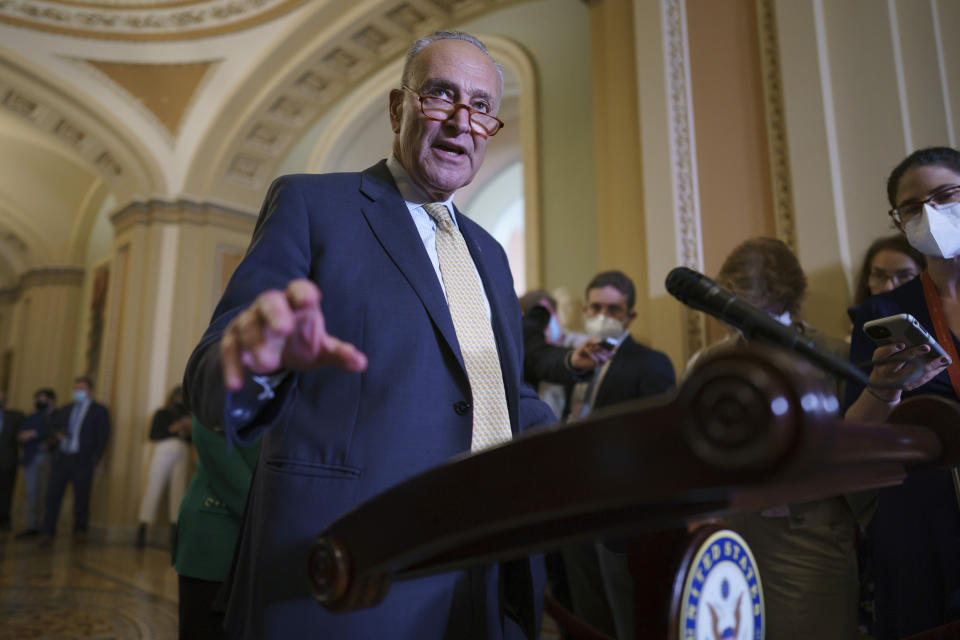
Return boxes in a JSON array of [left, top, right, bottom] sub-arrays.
[[184, 31, 555, 640], [562, 270, 676, 639], [568, 270, 675, 418], [15, 387, 56, 538], [39, 376, 110, 545], [0, 389, 26, 532], [520, 289, 610, 419]]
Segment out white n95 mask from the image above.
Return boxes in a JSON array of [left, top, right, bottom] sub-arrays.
[[905, 201, 960, 259], [585, 314, 623, 341]]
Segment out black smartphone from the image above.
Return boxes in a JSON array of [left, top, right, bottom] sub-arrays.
[[598, 337, 620, 351]]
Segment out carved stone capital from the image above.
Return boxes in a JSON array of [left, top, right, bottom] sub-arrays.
[[20, 266, 85, 289], [110, 198, 257, 235]]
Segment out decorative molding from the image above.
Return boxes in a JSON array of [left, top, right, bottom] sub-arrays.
[[0, 0, 306, 41], [20, 265, 85, 288], [0, 81, 128, 182], [0, 230, 27, 255], [0, 285, 20, 303], [756, 0, 796, 253], [111, 197, 257, 235], [662, 0, 705, 357]]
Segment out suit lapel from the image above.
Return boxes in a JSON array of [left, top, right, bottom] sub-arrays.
[[357, 162, 466, 374]]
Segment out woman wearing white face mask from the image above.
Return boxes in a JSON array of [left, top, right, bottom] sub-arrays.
[[845, 146, 960, 639]]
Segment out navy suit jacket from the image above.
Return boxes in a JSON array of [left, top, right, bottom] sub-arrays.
[[53, 401, 110, 465], [0, 408, 25, 469], [184, 161, 555, 639]]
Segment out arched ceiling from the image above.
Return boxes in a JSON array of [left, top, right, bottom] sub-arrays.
[[0, 0, 533, 290], [0, 0, 308, 41]]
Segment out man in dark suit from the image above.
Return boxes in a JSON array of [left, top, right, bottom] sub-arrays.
[[184, 31, 555, 640], [39, 376, 110, 545], [0, 390, 25, 532], [570, 270, 675, 417], [564, 270, 675, 638], [15, 387, 57, 538]]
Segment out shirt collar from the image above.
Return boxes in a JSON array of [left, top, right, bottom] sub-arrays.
[[386, 154, 458, 225]]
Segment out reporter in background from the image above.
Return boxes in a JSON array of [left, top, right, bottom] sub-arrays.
[[845, 147, 960, 639], [15, 388, 56, 538], [136, 385, 192, 548], [691, 237, 863, 640], [519, 289, 603, 419], [852, 234, 925, 307], [566, 270, 675, 640], [0, 389, 24, 532]]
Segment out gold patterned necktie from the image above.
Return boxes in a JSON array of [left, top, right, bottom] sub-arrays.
[[423, 203, 512, 451]]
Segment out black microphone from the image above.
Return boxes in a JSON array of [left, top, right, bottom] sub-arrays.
[[665, 266, 871, 386]]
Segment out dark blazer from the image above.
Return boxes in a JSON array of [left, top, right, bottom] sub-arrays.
[[591, 336, 676, 410], [53, 401, 110, 464], [184, 162, 555, 640], [0, 408, 25, 469], [522, 306, 590, 386], [846, 278, 960, 637], [17, 410, 54, 466]]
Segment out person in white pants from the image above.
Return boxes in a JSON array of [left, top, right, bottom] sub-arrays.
[[136, 386, 191, 547]]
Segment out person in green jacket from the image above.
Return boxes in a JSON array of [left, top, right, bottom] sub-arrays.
[[172, 418, 259, 639]]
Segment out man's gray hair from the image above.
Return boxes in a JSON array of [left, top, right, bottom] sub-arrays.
[[401, 30, 504, 96]]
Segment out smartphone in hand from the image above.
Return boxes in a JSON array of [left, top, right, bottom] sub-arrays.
[[598, 337, 620, 351], [863, 313, 952, 364]]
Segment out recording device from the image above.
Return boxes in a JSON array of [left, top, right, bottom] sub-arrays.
[[863, 313, 951, 364], [598, 337, 620, 351], [665, 266, 871, 385]]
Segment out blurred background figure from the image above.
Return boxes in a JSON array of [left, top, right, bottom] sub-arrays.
[[689, 237, 864, 640], [15, 388, 56, 538], [519, 289, 591, 418], [0, 389, 25, 532], [853, 234, 925, 307], [136, 385, 192, 548], [565, 270, 676, 640], [173, 418, 260, 640], [40, 376, 111, 546]]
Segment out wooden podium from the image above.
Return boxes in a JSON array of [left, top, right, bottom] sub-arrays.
[[306, 344, 960, 638]]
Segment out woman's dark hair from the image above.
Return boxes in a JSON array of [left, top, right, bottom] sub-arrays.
[[853, 234, 926, 306], [716, 237, 807, 316], [886, 146, 960, 208]]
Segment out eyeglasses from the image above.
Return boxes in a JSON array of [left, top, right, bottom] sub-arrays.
[[868, 267, 919, 288], [889, 184, 960, 225], [401, 85, 504, 137]]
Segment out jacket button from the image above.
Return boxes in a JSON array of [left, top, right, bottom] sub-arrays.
[[453, 401, 471, 415]]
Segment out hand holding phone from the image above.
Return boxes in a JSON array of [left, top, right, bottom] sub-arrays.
[[863, 313, 952, 365], [598, 337, 620, 351]]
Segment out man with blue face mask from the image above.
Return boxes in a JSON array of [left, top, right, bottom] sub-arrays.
[[38, 376, 110, 547]]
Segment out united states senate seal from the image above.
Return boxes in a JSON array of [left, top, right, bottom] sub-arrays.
[[678, 529, 763, 640]]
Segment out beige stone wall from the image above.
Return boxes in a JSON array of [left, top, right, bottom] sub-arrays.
[[3, 269, 84, 409], [88, 200, 254, 535]]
